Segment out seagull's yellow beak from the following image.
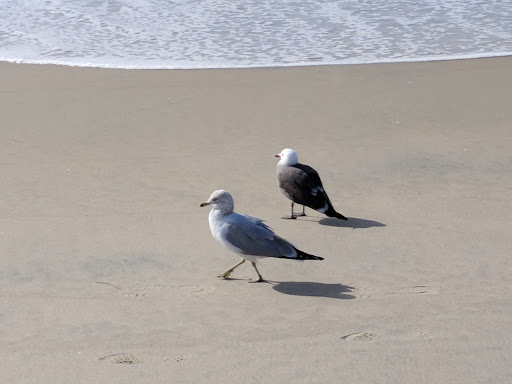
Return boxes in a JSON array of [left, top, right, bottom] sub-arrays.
[[199, 202, 210, 207]]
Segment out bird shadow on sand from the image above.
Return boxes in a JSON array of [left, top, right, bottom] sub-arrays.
[[318, 216, 386, 229], [284, 214, 385, 229], [270, 281, 356, 299]]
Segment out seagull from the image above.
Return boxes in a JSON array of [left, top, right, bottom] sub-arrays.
[[200, 189, 323, 282], [275, 148, 348, 220]]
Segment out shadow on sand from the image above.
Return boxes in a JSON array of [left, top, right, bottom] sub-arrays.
[[271, 281, 356, 299], [319, 216, 386, 229]]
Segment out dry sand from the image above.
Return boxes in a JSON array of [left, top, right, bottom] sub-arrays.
[[1, 58, 511, 383]]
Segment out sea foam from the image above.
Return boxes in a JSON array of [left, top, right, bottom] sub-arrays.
[[1, 0, 511, 69]]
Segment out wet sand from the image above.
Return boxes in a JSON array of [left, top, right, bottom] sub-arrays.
[[1, 58, 511, 383]]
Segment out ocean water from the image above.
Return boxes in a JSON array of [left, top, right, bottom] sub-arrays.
[[1, 0, 511, 69]]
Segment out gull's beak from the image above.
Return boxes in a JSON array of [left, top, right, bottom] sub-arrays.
[[200, 202, 210, 207], [275, 154, 281, 158]]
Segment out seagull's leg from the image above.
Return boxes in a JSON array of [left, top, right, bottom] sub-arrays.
[[249, 261, 265, 283], [289, 202, 297, 219], [282, 202, 297, 220], [218, 258, 245, 279], [297, 205, 307, 217]]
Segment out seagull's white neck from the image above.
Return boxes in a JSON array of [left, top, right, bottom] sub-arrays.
[[209, 204, 234, 217], [278, 155, 298, 166], [208, 205, 234, 238]]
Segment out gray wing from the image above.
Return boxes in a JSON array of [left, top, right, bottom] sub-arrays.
[[277, 163, 333, 212], [222, 213, 297, 258]]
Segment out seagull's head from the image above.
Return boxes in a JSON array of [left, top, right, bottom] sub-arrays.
[[275, 148, 298, 166], [200, 189, 234, 214]]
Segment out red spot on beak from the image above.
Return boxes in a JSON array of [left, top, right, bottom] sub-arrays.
[[275, 154, 281, 157]]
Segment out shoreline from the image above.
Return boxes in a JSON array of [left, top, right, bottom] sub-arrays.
[[2, 51, 511, 71]]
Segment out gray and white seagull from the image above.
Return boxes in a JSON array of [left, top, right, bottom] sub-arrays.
[[200, 189, 323, 282], [276, 148, 348, 220]]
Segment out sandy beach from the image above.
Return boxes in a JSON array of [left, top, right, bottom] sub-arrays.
[[1, 58, 511, 383]]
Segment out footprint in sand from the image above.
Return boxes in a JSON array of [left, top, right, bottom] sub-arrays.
[[417, 331, 430, 339], [99, 353, 142, 364], [340, 331, 379, 341], [122, 284, 154, 297], [163, 354, 186, 363], [391, 285, 440, 295], [356, 285, 438, 298], [95, 281, 205, 297]]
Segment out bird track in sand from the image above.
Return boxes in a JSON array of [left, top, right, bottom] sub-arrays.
[[340, 330, 431, 342], [95, 281, 205, 297]]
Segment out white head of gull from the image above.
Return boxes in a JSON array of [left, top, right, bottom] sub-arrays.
[[276, 148, 299, 166], [200, 189, 234, 216]]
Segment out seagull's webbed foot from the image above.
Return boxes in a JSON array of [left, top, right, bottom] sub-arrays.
[[283, 203, 305, 219], [296, 206, 307, 217], [249, 277, 265, 283], [218, 270, 233, 279], [286, 202, 297, 219], [218, 258, 245, 280]]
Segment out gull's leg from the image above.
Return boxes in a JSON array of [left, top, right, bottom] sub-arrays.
[[218, 258, 245, 279], [288, 202, 297, 219], [249, 261, 265, 283], [297, 205, 307, 217]]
